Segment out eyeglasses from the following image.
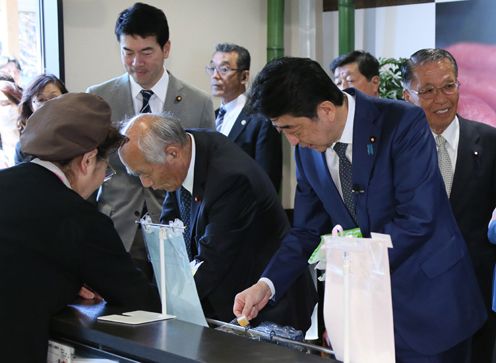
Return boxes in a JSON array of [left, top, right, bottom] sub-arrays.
[[409, 81, 460, 100], [205, 65, 243, 76], [103, 162, 116, 182], [31, 94, 60, 108], [31, 98, 48, 107]]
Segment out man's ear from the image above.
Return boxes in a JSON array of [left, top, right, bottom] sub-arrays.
[[371, 75, 380, 93], [80, 149, 98, 175], [162, 40, 171, 59], [164, 145, 179, 159], [241, 70, 250, 85], [317, 100, 336, 122], [403, 89, 412, 103]]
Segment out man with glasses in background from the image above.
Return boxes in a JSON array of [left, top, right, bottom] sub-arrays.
[[87, 3, 214, 277], [402, 48, 496, 363], [207, 43, 281, 192]]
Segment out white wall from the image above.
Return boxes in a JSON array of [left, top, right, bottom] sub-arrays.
[[322, 3, 436, 72], [63, 0, 268, 96], [63, 0, 307, 207], [62, 1, 437, 208]]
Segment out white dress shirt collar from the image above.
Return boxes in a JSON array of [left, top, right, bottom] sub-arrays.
[[182, 133, 196, 194], [336, 92, 355, 145], [432, 115, 459, 171], [218, 94, 247, 136], [433, 115, 459, 148], [129, 67, 169, 113]]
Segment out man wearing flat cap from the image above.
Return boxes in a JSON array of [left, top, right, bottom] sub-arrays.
[[0, 93, 160, 362]]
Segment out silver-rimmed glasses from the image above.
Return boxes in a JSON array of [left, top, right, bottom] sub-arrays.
[[408, 81, 460, 100]]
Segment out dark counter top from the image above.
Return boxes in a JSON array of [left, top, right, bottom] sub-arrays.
[[50, 300, 337, 362]]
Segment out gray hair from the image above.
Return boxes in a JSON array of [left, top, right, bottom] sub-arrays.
[[401, 48, 458, 89], [215, 43, 251, 71], [121, 112, 188, 163]]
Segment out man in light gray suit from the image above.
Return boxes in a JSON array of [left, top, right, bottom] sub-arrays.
[[87, 2, 214, 272]]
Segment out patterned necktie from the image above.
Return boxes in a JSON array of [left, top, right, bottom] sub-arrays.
[[215, 107, 226, 132], [178, 186, 193, 260], [435, 135, 453, 196], [333, 142, 357, 222], [140, 90, 154, 113]]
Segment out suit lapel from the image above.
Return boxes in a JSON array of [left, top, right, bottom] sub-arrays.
[[314, 151, 356, 228], [163, 72, 184, 112], [349, 90, 382, 232], [115, 74, 135, 121], [188, 131, 208, 250], [451, 117, 480, 201], [228, 106, 248, 141]]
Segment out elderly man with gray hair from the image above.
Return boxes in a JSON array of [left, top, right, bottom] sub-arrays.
[[402, 48, 496, 363], [118, 112, 317, 329]]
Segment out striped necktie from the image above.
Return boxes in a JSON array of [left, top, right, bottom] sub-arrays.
[[178, 186, 193, 260], [140, 90, 154, 113], [216, 107, 226, 132], [333, 142, 357, 223]]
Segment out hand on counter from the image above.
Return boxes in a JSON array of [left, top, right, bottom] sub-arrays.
[[233, 280, 272, 321], [78, 285, 102, 300]]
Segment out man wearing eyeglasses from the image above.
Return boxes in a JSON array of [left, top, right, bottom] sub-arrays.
[[402, 48, 496, 363], [207, 43, 282, 192], [86, 3, 214, 276]]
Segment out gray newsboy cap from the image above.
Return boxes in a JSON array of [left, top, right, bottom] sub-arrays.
[[21, 92, 112, 161]]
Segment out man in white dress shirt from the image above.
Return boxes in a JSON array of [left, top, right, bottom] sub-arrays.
[[402, 48, 496, 363], [87, 3, 214, 273]]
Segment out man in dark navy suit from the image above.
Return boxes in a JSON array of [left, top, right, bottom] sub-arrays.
[[402, 48, 496, 363], [206, 43, 282, 192], [234, 57, 486, 363]]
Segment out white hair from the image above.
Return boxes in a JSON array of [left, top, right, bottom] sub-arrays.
[[121, 112, 188, 164]]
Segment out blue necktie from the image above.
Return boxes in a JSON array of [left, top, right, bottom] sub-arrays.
[[216, 107, 226, 132], [140, 90, 154, 113], [333, 142, 357, 223], [178, 186, 193, 260]]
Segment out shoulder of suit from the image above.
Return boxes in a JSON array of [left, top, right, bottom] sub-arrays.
[[168, 73, 210, 102], [459, 115, 496, 132], [86, 74, 128, 94]]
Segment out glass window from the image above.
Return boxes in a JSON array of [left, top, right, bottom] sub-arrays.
[[0, 0, 63, 86]]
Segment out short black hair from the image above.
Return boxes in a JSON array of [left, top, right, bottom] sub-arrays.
[[401, 48, 458, 88], [115, 2, 169, 47], [330, 50, 379, 80], [247, 57, 344, 119], [215, 43, 251, 71]]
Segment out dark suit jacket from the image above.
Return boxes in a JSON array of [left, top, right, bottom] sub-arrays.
[[262, 90, 486, 355], [87, 72, 214, 250], [217, 106, 282, 192], [450, 117, 496, 361], [160, 130, 316, 329], [0, 163, 160, 362], [451, 117, 496, 304]]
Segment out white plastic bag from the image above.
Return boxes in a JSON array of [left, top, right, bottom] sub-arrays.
[[141, 217, 208, 327], [323, 228, 395, 363]]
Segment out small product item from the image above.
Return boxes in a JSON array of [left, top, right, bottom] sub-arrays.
[[237, 315, 250, 327]]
